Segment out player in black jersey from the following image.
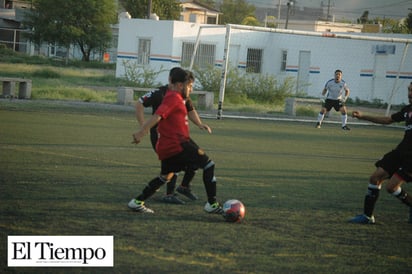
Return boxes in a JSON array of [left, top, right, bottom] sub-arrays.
[[349, 82, 412, 224], [135, 70, 211, 204]]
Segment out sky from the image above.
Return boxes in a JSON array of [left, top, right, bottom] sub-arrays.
[[251, 0, 412, 21]]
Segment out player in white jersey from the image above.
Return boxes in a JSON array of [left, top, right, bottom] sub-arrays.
[[315, 69, 351, 130]]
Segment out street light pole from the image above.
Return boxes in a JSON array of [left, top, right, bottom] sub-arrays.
[[147, 0, 152, 19], [285, 1, 293, 29]]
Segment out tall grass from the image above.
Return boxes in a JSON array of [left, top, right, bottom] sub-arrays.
[[0, 63, 129, 103]]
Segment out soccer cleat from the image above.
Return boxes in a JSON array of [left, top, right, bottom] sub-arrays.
[[128, 199, 154, 213], [204, 202, 223, 214], [162, 194, 185, 204], [315, 122, 321, 129], [349, 214, 375, 224], [176, 186, 198, 200], [342, 125, 351, 130]]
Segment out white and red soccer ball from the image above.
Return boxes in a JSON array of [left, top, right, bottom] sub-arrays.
[[222, 199, 246, 223]]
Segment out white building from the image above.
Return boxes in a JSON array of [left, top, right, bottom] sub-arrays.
[[116, 18, 412, 105]]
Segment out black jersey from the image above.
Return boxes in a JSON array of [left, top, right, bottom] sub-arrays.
[[139, 85, 194, 115], [391, 104, 412, 151]]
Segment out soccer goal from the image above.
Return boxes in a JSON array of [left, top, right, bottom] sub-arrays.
[[190, 24, 412, 119]]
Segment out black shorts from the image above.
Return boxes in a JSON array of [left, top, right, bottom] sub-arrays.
[[375, 149, 412, 181], [324, 99, 344, 112], [161, 139, 210, 174]]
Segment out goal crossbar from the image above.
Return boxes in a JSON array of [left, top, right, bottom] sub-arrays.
[[191, 24, 412, 119]]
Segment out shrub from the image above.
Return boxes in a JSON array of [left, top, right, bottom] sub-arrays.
[[32, 68, 61, 78], [121, 60, 166, 87], [193, 66, 294, 105]]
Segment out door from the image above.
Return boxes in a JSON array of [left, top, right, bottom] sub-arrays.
[[297, 50, 311, 95], [371, 54, 387, 101]]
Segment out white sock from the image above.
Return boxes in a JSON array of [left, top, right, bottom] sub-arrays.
[[317, 113, 325, 124], [341, 114, 347, 127]]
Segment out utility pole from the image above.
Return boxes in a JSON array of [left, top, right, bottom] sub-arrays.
[[277, 0, 281, 22], [285, 0, 294, 29], [147, 0, 152, 19], [321, 0, 333, 21], [326, 0, 330, 21]]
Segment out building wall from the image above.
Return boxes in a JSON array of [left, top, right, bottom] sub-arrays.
[[116, 18, 412, 105]]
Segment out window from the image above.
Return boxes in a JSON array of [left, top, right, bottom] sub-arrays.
[[137, 39, 151, 65], [281, 50, 287, 71], [181, 42, 216, 68], [246, 48, 263, 73], [189, 14, 197, 23], [207, 16, 217, 24]]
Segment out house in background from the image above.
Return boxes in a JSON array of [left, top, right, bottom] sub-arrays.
[[179, 0, 221, 24], [116, 18, 412, 105], [0, 0, 221, 62], [0, 0, 31, 52]]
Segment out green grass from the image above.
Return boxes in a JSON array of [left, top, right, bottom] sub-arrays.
[[1, 100, 411, 273], [0, 63, 131, 104]]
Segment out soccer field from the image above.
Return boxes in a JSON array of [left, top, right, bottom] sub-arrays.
[[1, 101, 411, 273]]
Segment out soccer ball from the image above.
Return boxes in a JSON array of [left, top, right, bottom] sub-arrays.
[[222, 199, 245, 223]]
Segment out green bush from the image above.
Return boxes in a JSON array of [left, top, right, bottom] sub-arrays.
[[193, 66, 294, 106], [32, 86, 116, 103], [121, 60, 166, 87], [296, 106, 318, 117], [32, 68, 61, 78]]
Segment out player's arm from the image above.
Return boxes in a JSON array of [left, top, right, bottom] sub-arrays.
[[188, 110, 212, 134], [342, 84, 350, 102], [352, 111, 393, 125], [135, 100, 146, 127], [132, 114, 161, 144], [344, 87, 350, 98], [321, 87, 328, 96]]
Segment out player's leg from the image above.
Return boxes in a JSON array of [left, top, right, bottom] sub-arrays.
[[349, 150, 398, 224], [348, 168, 387, 224], [180, 141, 222, 213], [386, 158, 412, 223], [128, 172, 174, 213], [176, 168, 199, 200], [316, 107, 327, 128], [176, 139, 199, 200], [339, 105, 350, 130], [316, 100, 331, 128], [162, 173, 185, 204], [150, 129, 181, 203], [201, 159, 223, 213]]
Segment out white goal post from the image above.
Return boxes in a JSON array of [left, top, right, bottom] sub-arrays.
[[191, 24, 412, 119]]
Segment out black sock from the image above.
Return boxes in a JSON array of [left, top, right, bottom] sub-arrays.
[[166, 174, 177, 195], [181, 169, 196, 188], [364, 185, 380, 217], [137, 176, 167, 201], [203, 161, 217, 204]]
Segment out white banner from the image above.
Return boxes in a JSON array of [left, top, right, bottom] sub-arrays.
[[8, 236, 113, 267]]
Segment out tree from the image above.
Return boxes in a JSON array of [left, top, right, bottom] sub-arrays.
[[405, 12, 412, 34], [373, 17, 408, 33], [25, 0, 116, 61], [120, 0, 181, 20], [242, 16, 260, 26], [358, 10, 369, 24], [218, 0, 256, 25]]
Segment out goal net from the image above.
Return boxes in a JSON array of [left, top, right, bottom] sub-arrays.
[[190, 24, 412, 119]]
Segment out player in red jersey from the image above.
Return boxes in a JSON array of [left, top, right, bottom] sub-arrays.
[[128, 67, 222, 214], [135, 69, 211, 204]]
